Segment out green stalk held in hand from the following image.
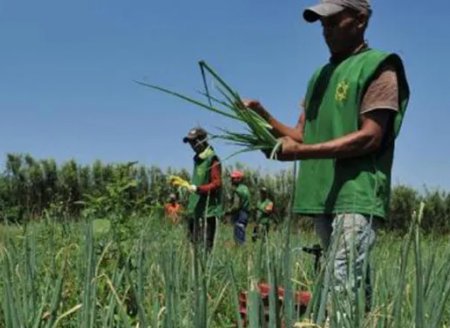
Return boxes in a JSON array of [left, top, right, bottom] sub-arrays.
[[136, 61, 282, 159]]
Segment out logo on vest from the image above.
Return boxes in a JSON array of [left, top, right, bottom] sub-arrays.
[[197, 167, 206, 178], [335, 81, 349, 103]]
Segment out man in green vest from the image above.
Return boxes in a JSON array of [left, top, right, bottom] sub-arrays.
[[183, 127, 223, 251], [252, 187, 274, 242], [244, 0, 409, 311], [228, 170, 250, 245]]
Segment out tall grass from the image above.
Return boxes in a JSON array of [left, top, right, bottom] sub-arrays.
[[1, 203, 449, 327]]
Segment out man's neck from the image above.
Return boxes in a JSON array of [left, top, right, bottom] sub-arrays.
[[330, 41, 368, 64]]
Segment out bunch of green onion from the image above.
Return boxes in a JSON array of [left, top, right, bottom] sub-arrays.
[[136, 61, 281, 159]]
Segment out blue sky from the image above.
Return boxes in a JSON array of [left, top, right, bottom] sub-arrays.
[[0, 0, 448, 190]]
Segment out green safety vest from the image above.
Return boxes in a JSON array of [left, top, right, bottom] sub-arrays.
[[293, 49, 410, 218], [233, 184, 250, 212], [187, 148, 223, 218]]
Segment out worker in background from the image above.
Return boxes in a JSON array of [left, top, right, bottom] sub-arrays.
[[252, 186, 274, 241], [229, 170, 250, 245], [164, 193, 183, 224], [183, 127, 223, 251]]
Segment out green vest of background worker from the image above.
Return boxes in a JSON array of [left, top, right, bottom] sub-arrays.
[[228, 170, 250, 245], [252, 187, 274, 242]]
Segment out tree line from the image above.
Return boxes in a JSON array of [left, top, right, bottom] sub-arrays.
[[0, 153, 448, 233]]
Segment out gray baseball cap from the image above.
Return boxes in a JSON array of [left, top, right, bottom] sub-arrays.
[[303, 0, 371, 23]]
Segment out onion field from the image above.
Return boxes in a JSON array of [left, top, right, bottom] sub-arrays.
[[1, 204, 449, 328]]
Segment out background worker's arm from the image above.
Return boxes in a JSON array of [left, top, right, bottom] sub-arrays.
[[196, 160, 222, 194], [243, 99, 305, 143]]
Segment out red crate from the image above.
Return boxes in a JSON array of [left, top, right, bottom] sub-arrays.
[[238, 283, 311, 327]]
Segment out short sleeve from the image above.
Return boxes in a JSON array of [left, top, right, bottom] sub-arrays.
[[360, 65, 399, 114]]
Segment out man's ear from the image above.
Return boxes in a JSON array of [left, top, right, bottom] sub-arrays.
[[358, 12, 370, 30]]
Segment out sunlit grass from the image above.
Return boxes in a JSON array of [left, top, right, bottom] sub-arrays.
[[1, 209, 449, 327]]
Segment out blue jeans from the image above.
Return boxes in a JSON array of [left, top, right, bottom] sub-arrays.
[[314, 213, 377, 311], [233, 210, 248, 245]]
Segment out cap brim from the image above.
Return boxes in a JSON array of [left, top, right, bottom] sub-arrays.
[[303, 3, 345, 22], [183, 135, 207, 143]]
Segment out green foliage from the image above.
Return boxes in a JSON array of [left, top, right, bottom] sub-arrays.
[[386, 184, 450, 233], [387, 184, 419, 231], [421, 188, 450, 233], [0, 155, 190, 222], [0, 154, 448, 234]]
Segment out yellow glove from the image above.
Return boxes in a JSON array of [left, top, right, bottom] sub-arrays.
[[169, 175, 192, 189]]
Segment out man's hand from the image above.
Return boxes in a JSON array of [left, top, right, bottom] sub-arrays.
[[279, 136, 304, 157], [242, 99, 270, 121], [259, 139, 301, 160], [265, 136, 308, 161], [243, 99, 306, 143]]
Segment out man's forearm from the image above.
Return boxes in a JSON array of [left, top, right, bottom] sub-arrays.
[[267, 115, 303, 143], [280, 129, 382, 160], [278, 109, 393, 161]]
